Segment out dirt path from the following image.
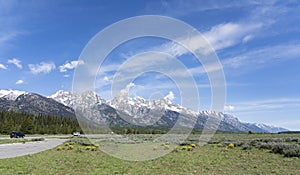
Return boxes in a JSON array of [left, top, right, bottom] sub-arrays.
[[0, 138, 66, 159]]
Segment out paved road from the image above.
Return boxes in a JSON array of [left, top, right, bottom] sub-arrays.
[[0, 138, 66, 159]]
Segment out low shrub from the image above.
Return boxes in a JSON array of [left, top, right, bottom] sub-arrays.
[[228, 143, 235, 148], [180, 146, 188, 150], [68, 145, 74, 150], [241, 143, 252, 150], [93, 144, 100, 148], [271, 143, 286, 154], [30, 138, 45, 142], [249, 140, 258, 147], [56, 146, 63, 151], [90, 146, 97, 151], [256, 142, 273, 150], [283, 145, 300, 157], [187, 146, 193, 151]]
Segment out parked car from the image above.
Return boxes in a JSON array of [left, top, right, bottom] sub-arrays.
[[10, 131, 25, 138], [73, 132, 81, 137]]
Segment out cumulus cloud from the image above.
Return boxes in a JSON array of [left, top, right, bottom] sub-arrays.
[[15, 79, 24, 84], [28, 62, 56, 74], [0, 64, 7, 70], [8, 58, 22, 68], [103, 76, 110, 81], [164, 91, 175, 102], [59, 60, 84, 72], [224, 105, 235, 111]]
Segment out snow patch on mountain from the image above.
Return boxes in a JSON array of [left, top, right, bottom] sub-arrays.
[[17, 87, 288, 133], [253, 123, 289, 133], [0, 89, 25, 100], [48, 90, 105, 108]]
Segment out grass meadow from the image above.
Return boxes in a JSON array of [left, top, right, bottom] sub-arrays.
[[0, 133, 299, 175]]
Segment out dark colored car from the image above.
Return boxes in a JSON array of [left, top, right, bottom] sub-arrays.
[[10, 131, 25, 138]]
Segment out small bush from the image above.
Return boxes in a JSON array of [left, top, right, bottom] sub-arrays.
[[187, 146, 193, 151], [85, 146, 91, 150], [31, 138, 45, 142], [283, 145, 300, 157], [76, 146, 84, 152], [181, 146, 188, 150], [241, 144, 252, 150], [228, 143, 235, 148], [56, 146, 63, 151], [93, 144, 100, 148], [271, 143, 286, 154], [207, 140, 220, 144], [236, 141, 244, 147], [249, 140, 258, 147], [256, 142, 273, 150], [68, 145, 74, 150], [92, 146, 98, 151], [190, 144, 196, 148]]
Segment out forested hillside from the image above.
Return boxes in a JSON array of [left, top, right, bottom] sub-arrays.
[[0, 110, 82, 134]]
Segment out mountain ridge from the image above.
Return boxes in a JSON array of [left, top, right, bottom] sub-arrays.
[[49, 89, 288, 133], [0, 89, 289, 133]]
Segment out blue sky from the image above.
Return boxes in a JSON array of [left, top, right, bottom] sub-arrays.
[[0, 0, 300, 130]]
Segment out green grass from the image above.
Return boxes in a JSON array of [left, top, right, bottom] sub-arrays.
[[0, 138, 45, 145], [0, 133, 299, 175]]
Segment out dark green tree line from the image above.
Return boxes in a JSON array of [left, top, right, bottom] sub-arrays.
[[0, 110, 82, 134]]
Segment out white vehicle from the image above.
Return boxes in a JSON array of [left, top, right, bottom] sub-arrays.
[[73, 132, 81, 136]]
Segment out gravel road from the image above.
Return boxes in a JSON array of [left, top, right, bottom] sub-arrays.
[[0, 138, 66, 159]]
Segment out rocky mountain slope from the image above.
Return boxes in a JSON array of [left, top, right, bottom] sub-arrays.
[[0, 90, 75, 117], [0, 89, 289, 133], [48, 89, 288, 133]]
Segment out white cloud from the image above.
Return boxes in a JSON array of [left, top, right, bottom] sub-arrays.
[[224, 105, 235, 111], [103, 76, 110, 81], [164, 91, 175, 102], [228, 98, 300, 112], [148, 0, 256, 17], [203, 22, 262, 51], [8, 58, 22, 68], [15, 79, 24, 84], [223, 43, 300, 69], [150, 22, 262, 57], [28, 62, 56, 74], [0, 31, 21, 50], [0, 64, 7, 70], [59, 60, 84, 72], [242, 34, 254, 43]]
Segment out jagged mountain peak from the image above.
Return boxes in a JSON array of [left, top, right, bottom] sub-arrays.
[[49, 90, 105, 109], [0, 89, 289, 133], [0, 89, 26, 100]]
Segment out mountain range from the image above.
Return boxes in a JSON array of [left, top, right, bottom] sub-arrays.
[[0, 89, 289, 133]]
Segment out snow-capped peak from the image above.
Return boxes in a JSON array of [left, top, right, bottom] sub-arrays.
[[0, 89, 25, 100], [163, 91, 175, 104], [251, 123, 288, 133], [48, 90, 105, 108]]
